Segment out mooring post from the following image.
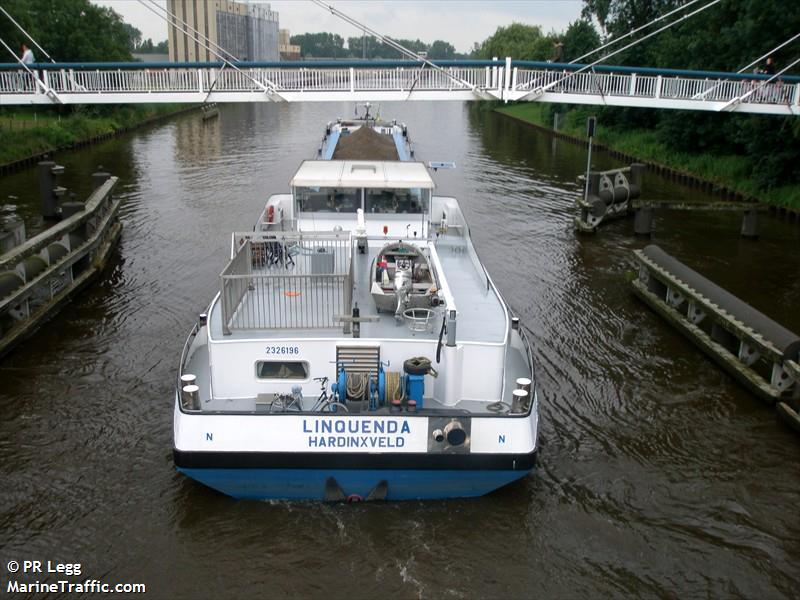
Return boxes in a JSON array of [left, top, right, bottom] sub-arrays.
[[61, 191, 85, 220], [741, 209, 759, 239], [37, 160, 64, 220], [629, 163, 645, 190], [634, 205, 654, 236], [92, 165, 111, 190], [583, 117, 596, 204]]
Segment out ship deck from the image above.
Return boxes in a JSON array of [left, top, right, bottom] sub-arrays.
[[208, 233, 507, 344]]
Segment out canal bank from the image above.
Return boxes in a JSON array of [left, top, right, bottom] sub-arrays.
[[496, 103, 800, 216], [0, 104, 198, 175]]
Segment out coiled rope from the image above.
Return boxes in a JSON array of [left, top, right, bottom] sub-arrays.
[[346, 372, 369, 401], [384, 371, 405, 403]]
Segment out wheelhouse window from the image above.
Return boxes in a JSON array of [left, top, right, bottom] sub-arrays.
[[256, 361, 309, 380], [296, 187, 360, 213], [366, 188, 429, 214]]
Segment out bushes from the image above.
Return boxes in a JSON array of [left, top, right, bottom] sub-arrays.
[[0, 105, 185, 165], [497, 103, 800, 209]]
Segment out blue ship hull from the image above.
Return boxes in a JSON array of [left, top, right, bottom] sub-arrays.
[[177, 467, 533, 500]]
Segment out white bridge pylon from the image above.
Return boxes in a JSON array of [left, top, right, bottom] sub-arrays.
[[1, 59, 798, 116]]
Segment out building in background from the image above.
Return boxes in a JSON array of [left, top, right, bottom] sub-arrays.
[[278, 29, 301, 61], [167, 0, 279, 62]]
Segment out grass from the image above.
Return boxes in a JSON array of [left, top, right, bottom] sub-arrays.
[[496, 103, 800, 209], [0, 105, 192, 166]]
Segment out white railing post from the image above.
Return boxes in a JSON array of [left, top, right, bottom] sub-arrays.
[[794, 83, 800, 107], [197, 69, 203, 93], [349, 67, 354, 93], [41, 70, 50, 93], [629, 73, 636, 96], [655, 75, 662, 99], [511, 67, 518, 92], [492, 56, 498, 90], [505, 57, 512, 95]]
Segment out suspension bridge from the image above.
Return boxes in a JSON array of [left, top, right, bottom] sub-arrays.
[[1, 59, 798, 115]]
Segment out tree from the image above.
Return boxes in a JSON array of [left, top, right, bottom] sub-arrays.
[[0, 0, 133, 62], [474, 23, 553, 61], [428, 40, 456, 60], [346, 36, 428, 59], [578, 0, 800, 192], [561, 19, 601, 62], [121, 23, 142, 53], [290, 32, 346, 58]]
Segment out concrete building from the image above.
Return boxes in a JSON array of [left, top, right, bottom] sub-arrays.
[[167, 0, 279, 62], [279, 29, 301, 61]]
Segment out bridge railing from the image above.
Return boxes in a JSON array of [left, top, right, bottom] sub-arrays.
[[0, 60, 797, 113], [513, 66, 798, 107]]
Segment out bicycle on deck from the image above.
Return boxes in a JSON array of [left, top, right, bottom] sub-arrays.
[[310, 376, 348, 413]]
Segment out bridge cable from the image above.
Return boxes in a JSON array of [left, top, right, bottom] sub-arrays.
[[135, 0, 281, 97], [524, 0, 724, 98], [720, 55, 800, 112], [737, 33, 800, 75], [140, 0, 240, 63], [310, 0, 481, 94], [695, 32, 800, 100], [0, 35, 54, 96], [570, 0, 705, 64], [0, 6, 56, 63]]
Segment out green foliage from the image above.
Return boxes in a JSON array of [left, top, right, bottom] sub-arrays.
[[0, 105, 185, 165], [561, 19, 601, 61], [290, 32, 347, 59], [290, 32, 462, 60], [474, 23, 553, 61], [134, 39, 169, 54], [121, 23, 141, 53], [346, 36, 427, 59], [519, 0, 800, 204], [428, 40, 456, 60], [497, 103, 800, 209], [0, 0, 134, 62]]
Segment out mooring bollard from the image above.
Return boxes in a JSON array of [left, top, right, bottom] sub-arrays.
[[575, 164, 644, 233], [634, 206, 654, 236], [92, 165, 111, 190], [741, 209, 759, 239], [37, 160, 65, 220], [61, 200, 85, 219]]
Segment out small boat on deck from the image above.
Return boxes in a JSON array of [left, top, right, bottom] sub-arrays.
[[173, 106, 539, 501], [370, 241, 438, 320]]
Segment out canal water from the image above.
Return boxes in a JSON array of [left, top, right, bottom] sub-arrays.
[[1, 102, 798, 599]]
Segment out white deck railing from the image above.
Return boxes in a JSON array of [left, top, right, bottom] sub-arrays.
[[220, 231, 353, 334], [1, 61, 798, 115]]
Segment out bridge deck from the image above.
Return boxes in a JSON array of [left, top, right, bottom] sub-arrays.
[[1, 60, 797, 115]]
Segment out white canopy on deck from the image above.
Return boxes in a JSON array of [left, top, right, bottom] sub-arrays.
[[290, 160, 435, 189]]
